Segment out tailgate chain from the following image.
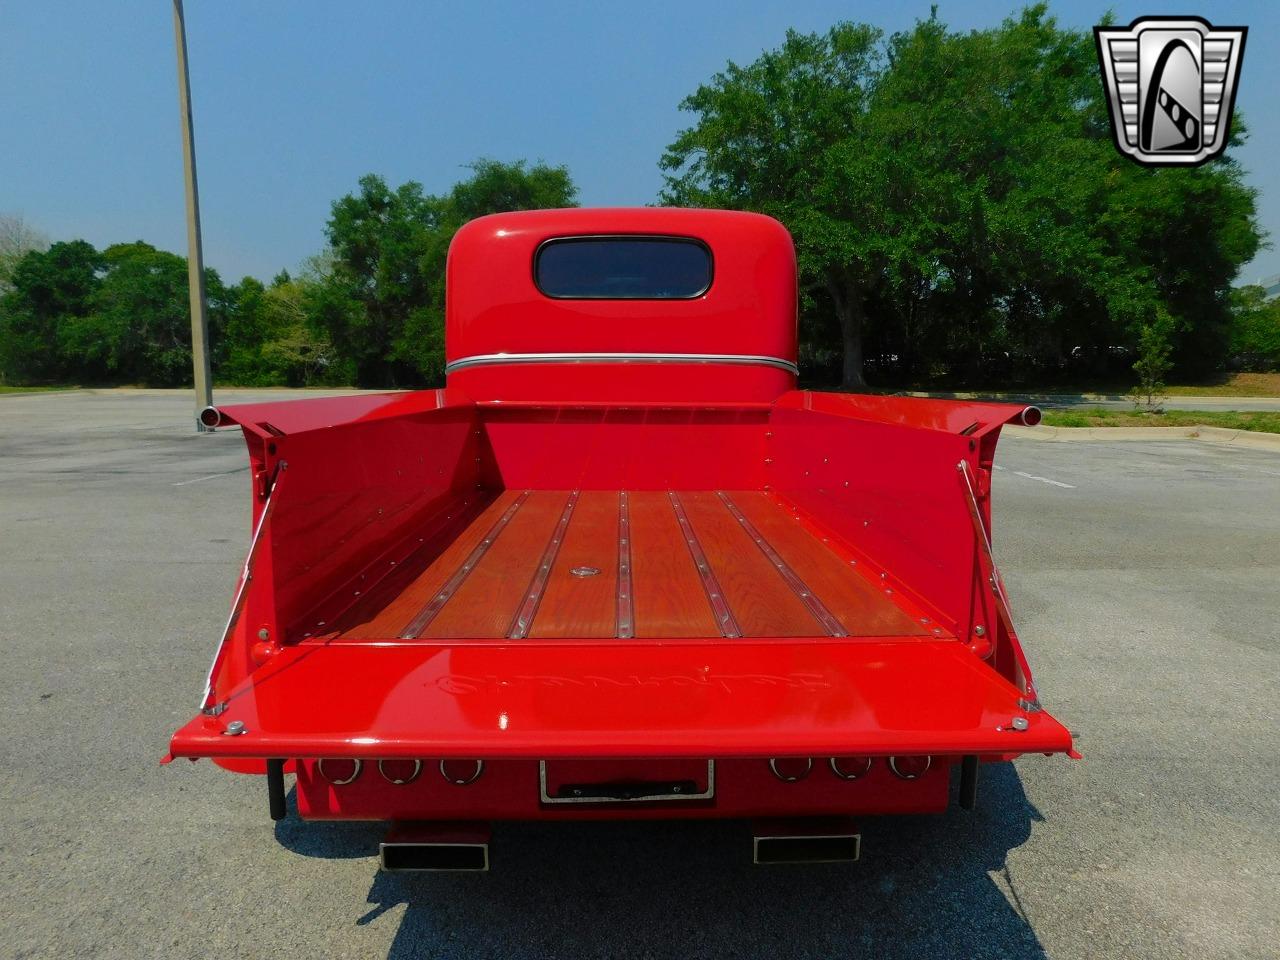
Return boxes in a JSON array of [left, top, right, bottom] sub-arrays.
[[957, 460, 1040, 706], [200, 462, 287, 714]]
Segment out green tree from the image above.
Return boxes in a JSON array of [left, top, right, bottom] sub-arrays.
[[220, 271, 347, 386], [317, 175, 437, 386], [661, 6, 1262, 388], [661, 23, 886, 388], [1228, 285, 1280, 370], [0, 239, 242, 386], [0, 240, 103, 382], [66, 241, 230, 386], [313, 160, 577, 387], [439, 157, 577, 222], [257, 288, 346, 386], [1131, 305, 1175, 410], [218, 275, 269, 383]]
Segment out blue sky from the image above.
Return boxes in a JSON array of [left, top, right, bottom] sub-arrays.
[[2, 1, 1276, 283]]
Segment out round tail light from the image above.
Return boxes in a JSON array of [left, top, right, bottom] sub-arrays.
[[888, 755, 932, 780], [829, 756, 874, 780], [317, 758, 362, 785], [378, 759, 422, 785], [768, 757, 813, 782], [439, 759, 485, 785]]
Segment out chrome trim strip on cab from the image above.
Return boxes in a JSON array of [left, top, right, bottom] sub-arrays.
[[445, 352, 800, 376]]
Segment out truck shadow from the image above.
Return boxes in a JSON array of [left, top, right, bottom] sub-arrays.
[[277, 762, 1048, 960]]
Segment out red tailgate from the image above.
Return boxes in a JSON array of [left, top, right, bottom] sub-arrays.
[[171, 639, 1073, 760]]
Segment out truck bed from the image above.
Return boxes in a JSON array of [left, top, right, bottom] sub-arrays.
[[316, 490, 936, 641]]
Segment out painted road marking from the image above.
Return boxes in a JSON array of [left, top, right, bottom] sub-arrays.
[[172, 469, 246, 487], [0, 456, 60, 470], [1013, 470, 1075, 489], [994, 462, 1074, 487]]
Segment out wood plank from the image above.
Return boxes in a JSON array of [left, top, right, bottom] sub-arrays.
[[730, 491, 930, 637], [333, 490, 515, 638], [529, 490, 619, 638], [628, 491, 721, 638], [678, 491, 821, 637], [421, 491, 570, 638], [668, 491, 741, 637]]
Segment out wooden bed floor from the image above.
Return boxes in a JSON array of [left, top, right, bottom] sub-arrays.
[[324, 490, 934, 640]]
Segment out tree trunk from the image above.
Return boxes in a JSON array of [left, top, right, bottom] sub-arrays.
[[828, 274, 867, 391]]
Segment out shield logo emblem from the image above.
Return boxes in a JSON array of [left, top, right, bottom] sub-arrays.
[[1095, 17, 1247, 167]]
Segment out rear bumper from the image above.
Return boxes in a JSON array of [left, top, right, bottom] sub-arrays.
[[294, 755, 957, 822]]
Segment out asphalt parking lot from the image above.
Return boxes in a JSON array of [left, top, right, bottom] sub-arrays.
[[1, 389, 1277, 960]]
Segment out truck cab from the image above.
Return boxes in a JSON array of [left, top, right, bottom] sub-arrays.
[[169, 208, 1073, 868]]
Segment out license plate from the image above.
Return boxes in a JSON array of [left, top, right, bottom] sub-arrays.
[[539, 758, 715, 804]]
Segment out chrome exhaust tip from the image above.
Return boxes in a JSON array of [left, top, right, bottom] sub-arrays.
[[751, 817, 860, 864], [379, 822, 490, 872], [380, 843, 489, 872], [1020, 405, 1043, 427], [198, 405, 223, 429]]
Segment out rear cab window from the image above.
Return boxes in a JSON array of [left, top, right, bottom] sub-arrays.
[[535, 236, 712, 299]]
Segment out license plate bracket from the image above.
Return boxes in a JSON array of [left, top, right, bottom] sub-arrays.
[[539, 759, 715, 804]]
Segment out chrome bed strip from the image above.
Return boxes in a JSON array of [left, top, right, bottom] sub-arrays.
[[667, 491, 743, 639], [508, 491, 579, 639], [616, 491, 635, 639], [399, 491, 530, 638], [717, 491, 848, 637]]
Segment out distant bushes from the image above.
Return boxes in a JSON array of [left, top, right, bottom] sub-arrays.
[[1229, 286, 1280, 372], [0, 239, 346, 388], [0, 160, 576, 388]]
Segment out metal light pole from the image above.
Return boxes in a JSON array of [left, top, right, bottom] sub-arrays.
[[172, 0, 214, 432]]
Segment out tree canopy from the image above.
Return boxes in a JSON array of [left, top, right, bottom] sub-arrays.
[[0, 160, 577, 388], [1229, 285, 1280, 370], [661, 5, 1263, 388], [0, 6, 1269, 392], [312, 159, 577, 387]]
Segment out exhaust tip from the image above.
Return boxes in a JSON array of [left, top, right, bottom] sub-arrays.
[[380, 842, 489, 872], [380, 821, 491, 872], [752, 817, 860, 864], [1020, 405, 1043, 427], [199, 405, 223, 428]]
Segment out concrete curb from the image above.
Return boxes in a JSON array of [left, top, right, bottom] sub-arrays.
[[1005, 423, 1280, 451]]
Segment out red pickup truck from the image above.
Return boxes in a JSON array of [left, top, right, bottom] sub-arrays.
[[168, 207, 1074, 869]]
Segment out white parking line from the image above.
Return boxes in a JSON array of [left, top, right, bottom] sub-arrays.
[[994, 462, 1074, 487], [172, 470, 243, 487], [1013, 470, 1075, 489]]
